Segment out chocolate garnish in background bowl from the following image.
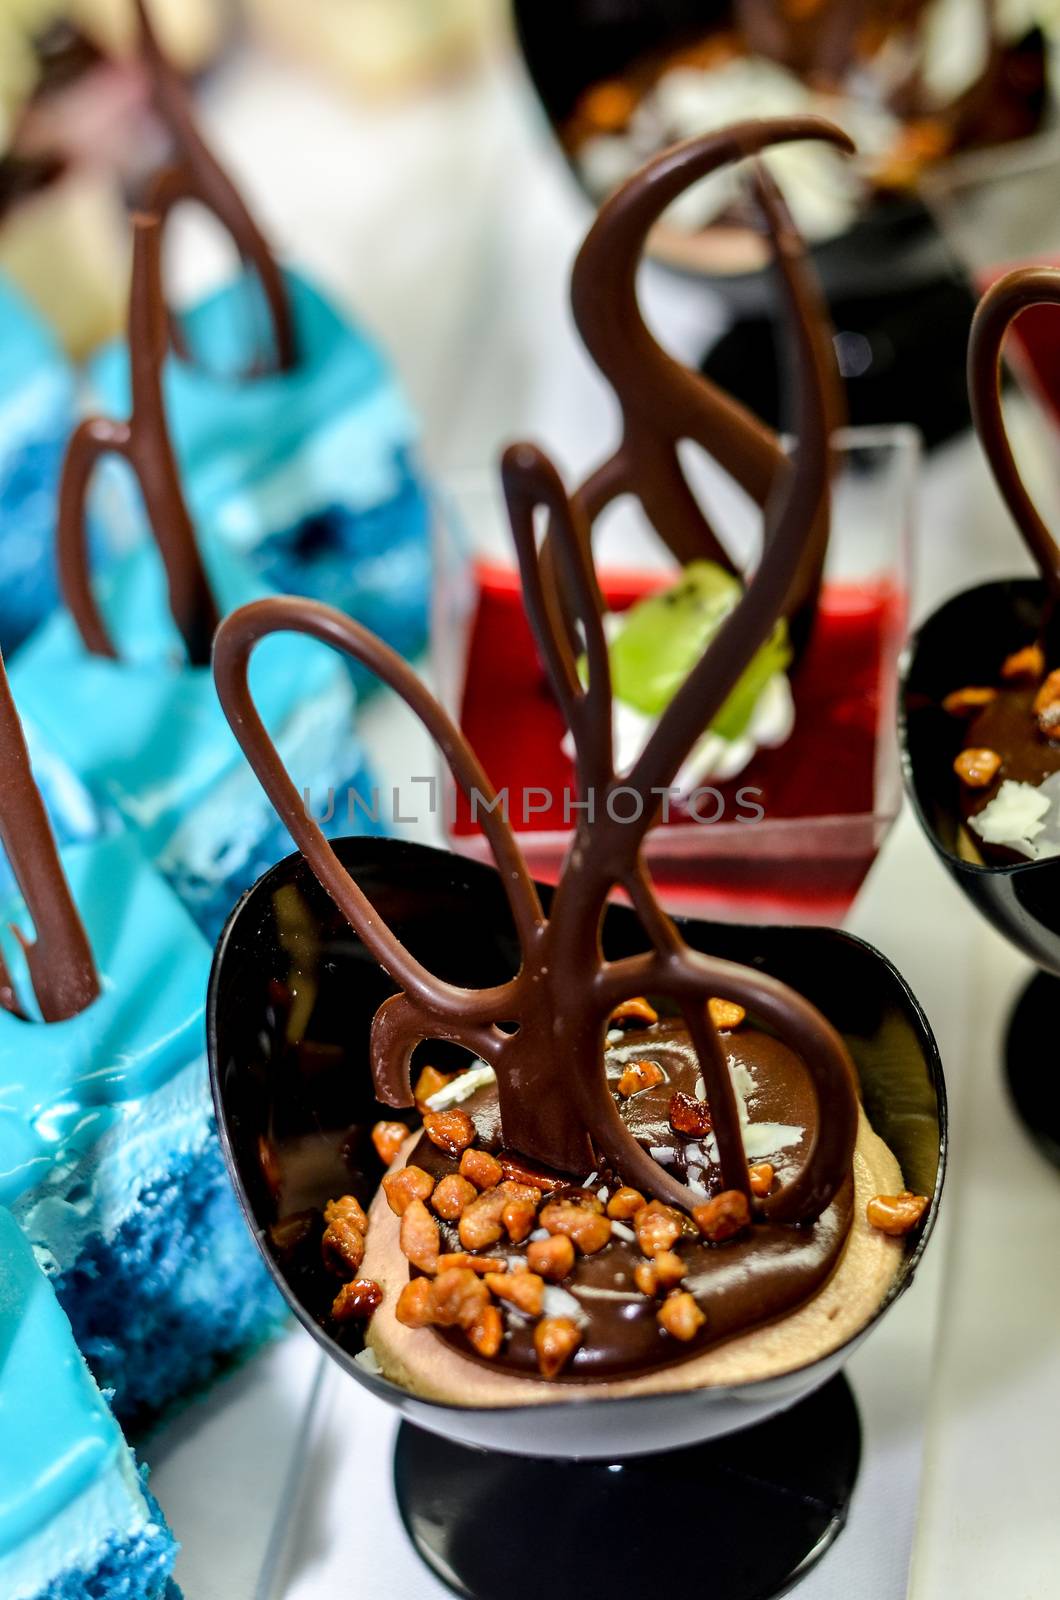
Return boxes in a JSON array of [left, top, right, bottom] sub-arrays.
[[940, 267, 1060, 861], [211, 199, 867, 1373], [0, 650, 99, 1022], [134, 0, 295, 375], [543, 116, 849, 657], [57, 210, 220, 668]]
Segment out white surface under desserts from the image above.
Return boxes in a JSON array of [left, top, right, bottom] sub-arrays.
[[133, 35, 1060, 1600]]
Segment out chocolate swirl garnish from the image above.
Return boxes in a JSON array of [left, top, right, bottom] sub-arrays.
[[0, 650, 99, 1023], [213, 286, 858, 1229], [544, 118, 848, 656], [57, 211, 220, 667], [969, 267, 1060, 600], [135, 0, 295, 374]]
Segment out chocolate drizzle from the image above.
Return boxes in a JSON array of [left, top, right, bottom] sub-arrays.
[[969, 267, 1060, 598], [135, 0, 295, 375], [547, 118, 848, 653], [57, 211, 220, 667], [0, 651, 99, 1023], [213, 264, 858, 1229]]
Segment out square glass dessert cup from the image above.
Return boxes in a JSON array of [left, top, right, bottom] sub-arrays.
[[435, 426, 919, 925], [921, 133, 1060, 434]]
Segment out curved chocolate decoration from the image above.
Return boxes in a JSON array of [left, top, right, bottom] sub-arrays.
[[214, 446, 858, 1224], [0, 651, 99, 1023], [136, 0, 295, 374], [969, 266, 1060, 598], [57, 212, 220, 667], [542, 117, 848, 656]]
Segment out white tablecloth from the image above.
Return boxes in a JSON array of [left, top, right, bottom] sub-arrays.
[[145, 41, 1060, 1599]]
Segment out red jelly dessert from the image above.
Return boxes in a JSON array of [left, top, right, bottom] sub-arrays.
[[447, 556, 907, 924]]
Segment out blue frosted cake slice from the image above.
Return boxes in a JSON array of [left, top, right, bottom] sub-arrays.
[[0, 275, 76, 656], [11, 534, 384, 944], [89, 269, 433, 689], [0, 830, 285, 1426], [0, 1208, 178, 1600]]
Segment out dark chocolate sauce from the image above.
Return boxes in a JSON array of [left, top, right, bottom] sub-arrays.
[[414, 1019, 853, 1380]]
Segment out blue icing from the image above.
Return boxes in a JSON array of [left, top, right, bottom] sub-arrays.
[[10, 531, 382, 938], [89, 270, 433, 675], [0, 275, 77, 655], [0, 832, 210, 1210], [0, 1208, 122, 1557]]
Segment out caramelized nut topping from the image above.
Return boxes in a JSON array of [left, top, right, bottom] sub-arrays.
[[527, 1234, 576, 1281], [669, 1090, 713, 1138], [634, 1200, 686, 1257], [432, 1174, 478, 1221], [1002, 643, 1045, 683], [467, 1302, 504, 1359], [382, 1165, 435, 1216], [485, 1269, 545, 1317], [458, 1188, 508, 1251], [866, 1191, 929, 1236], [953, 747, 1002, 788], [707, 997, 746, 1030], [634, 1260, 659, 1296], [430, 1267, 490, 1329], [540, 1200, 612, 1254], [399, 1199, 440, 1273], [606, 1186, 646, 1220], [693, 1190, 751, 1243], [942, 686, 998, 717], [324, 1194, 369, 1233], [423, 1109, 476, 1157], [500, 1179, 544, 1205], [635, 1250, 686, 1296], [748, 1162, 775, 1198], [582, 79, 638, 134], [460, 1147, 504, 1190], [413, 1065, 452, 1109], [395, 1276, 433, 1328], [331, 1278, 383, 1322], [321, 1216, 366, 1278], [503, 1197, 539, 1244], [534, 1316, 582, 1377], [617, 1060, 665, 1097], [609, 997, 658, 1028], [1035, 669, 1060, 738], [657, 1291, 706, 1341], [371, 1121, 408, 1166], [436, 1252, 508, 1276]]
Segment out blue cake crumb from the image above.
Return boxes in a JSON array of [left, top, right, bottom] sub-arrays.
[[249, 468, 432, 695], [34, 1477, 179, 1600], [53, 1134, 286, 1432], [0, 274, 78, 657]]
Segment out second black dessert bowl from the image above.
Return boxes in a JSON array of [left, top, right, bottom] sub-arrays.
[[900, 576, 1060, 1168], [208, 835, 944, 1600]]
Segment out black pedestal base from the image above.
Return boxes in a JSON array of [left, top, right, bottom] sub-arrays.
[[1006, 972, 1060, 1169], [394, 1375, 861, 1600]]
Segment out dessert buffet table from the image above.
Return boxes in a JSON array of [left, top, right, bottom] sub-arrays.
[[146, 41, 1060, 1599]]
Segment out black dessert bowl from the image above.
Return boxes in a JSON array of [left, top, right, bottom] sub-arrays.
[[209, 836, 945, 1600], [900, 576, 1060, 1167]]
